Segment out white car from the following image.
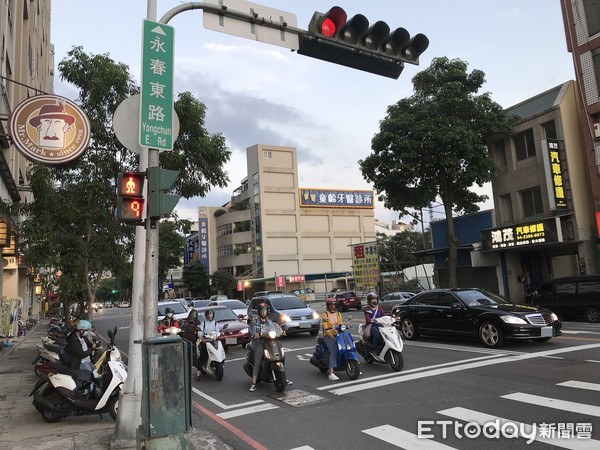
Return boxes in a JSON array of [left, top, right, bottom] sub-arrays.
[[208, 299, 248, 320], [157, 301, 189, 321]]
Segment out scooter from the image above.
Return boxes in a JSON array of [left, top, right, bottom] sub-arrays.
[[356, 315, 404, 371], [243, 322, 287, 392], [196, 331, 226, 381], [310, 321, 361, 380], [32, 327, 126, 423]]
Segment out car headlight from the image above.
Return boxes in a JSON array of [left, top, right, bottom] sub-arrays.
[[550, 313, 559, 322], [500, 315, 527, 324], [240, 327, 249, 334], [312, 311, 320, 320], [281, 314, 291, 323]]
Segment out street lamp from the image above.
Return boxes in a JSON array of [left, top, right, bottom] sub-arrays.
[[243, 281, 251, 301]]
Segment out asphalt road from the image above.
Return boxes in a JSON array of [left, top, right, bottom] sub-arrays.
[[91, 306, 600, 449]]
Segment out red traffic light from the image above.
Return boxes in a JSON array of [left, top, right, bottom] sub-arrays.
[[318, 6, 347, 37], [117, 172, 145, 197]]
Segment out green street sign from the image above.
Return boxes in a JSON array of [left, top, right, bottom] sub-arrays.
[[139, 20, 174, 150]]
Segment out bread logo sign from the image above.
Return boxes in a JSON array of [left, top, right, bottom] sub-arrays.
[[9, 95, 90, 165]]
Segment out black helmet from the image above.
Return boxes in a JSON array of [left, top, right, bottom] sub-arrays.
[[165, 307, 174, 315], [258, 303, 269, 316], [367, 292, 379, 306]]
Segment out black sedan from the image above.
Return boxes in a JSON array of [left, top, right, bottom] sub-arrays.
[[392, 288, 561, 348]]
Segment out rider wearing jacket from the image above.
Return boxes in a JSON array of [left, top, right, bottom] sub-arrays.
[[321, 297, 342, 381], [195, 309, 220, 381], [157, 307, 180, 334], [364, 293, 384, 348], [66, 319, 96, 371]]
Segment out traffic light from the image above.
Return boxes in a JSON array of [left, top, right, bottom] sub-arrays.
[[147, 167, 181, 219], [297, 6, 429, 79], [116, 172, 146, 223]]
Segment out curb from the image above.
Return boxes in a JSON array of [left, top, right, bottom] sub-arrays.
[[0, 320, 42, 363]]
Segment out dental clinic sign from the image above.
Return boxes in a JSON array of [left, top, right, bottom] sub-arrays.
[[480, 217, 561, 251], [139, 20, 174, 150]]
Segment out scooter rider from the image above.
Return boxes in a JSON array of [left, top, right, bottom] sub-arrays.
[[321, 297, 342, 381], [66, 319, 96, 372], [195, 309, 220, 381], [157, 307, 180, 334], [248, 303, 291, 391], [364, 293, 384, 348]]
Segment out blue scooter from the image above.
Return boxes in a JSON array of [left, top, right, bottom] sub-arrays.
[[310, 322, 361, 380]]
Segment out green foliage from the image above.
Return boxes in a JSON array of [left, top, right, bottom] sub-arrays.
[[182, 260, 210, 297], [211, 270, 236, 296], [96, 278, 121, 303], [378, 231, 432, 273], [360, 57, 512, 287], [158, 220, 186, 282]]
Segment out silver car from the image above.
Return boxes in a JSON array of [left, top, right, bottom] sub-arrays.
[[380, 291, 416, 315], [247, 294, 320, 335]]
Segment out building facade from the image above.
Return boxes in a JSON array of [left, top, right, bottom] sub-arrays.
[[189, 144, 377, 295], [0, 0, 53, 319], [484, 81, 596, 302]]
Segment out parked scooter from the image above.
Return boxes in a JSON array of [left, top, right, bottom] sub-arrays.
[[310, 320, 361, 380], [356, 315, 404, 371], [196, 331, 225, 381], [243, 322, 287, 392], [32, 327, 126, 423]]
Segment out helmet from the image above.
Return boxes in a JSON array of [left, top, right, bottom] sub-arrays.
[[204, 309, 214, 319], [165, 307, 174, 314], [76, 319, 92, 331], [367, 292, 379, 306], [257, 303, 269, 317], [325, 297, 337, 308]]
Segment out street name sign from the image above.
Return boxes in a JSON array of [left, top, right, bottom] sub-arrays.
[[139, 20, 174, 150], [203, 0, 299, 50]]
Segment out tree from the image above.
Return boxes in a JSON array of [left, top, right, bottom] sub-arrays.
[[96, 278, 121, 304], [211, 271, 236, 297], [360, 57, 511, 287], [158, 220, 186, 286], [10, 47, 230, 316], [378, 230, 432, 274], [182, 260, 210, 297]]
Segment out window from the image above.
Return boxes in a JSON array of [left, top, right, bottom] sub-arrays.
[[217, 224, 232, 236], [493, 140, 507, 169], [499, 194, 514, 224], [577, 281, 600, 294], [263, 151, 272, 159], [521, 187, 544, 218], [542, 120, 557, 140], [515, 129, 536, 161], [583, 0, 600, 36], [415, 294, 437, 306], [437, 293, 457, 308], [556, 282, 576, 294]]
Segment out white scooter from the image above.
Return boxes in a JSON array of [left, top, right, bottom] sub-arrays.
[[196, 331, 225, 381], [357, 315, 404, 371], [32, 327, 127, 422]]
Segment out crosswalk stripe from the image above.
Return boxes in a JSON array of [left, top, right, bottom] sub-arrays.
[[438, 407, 600, 449], [363, 424, 457, 449], [217, 403, 279, 419], [502, 393, 600, 417], [558, 380, 600, 392]]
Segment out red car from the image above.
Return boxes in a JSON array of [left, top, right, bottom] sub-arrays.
[[330, 291, 362, 311], [180, 306, 250, 350]]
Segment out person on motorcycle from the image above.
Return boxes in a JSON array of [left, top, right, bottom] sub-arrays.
[[157, 307, 180, 334], [195, 309, 220, 381], [364, 292, 384, 348], [248, 303, 291, 391], [322, 297, 343, 381], [66, 319, 96, 372]]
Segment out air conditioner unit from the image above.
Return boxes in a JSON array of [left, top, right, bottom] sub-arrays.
[[594, 122, 600, 139]]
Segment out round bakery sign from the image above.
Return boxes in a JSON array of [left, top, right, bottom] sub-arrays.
[[9, 95, 91, 165]]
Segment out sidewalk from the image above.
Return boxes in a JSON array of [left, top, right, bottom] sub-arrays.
[[0, 321, 231, 450]]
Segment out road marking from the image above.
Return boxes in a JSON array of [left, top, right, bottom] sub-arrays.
[[192, 386, 263, 410], [558, 380, 600, 392], [439, 407, 600, 449], [404, 340, 523, 356], [562, 330, 600, 335], [326, 342, 600, 395], [217, 403, 279, 419], [288, 447, 314, 450], [502, 392, 600, 417], [363, 424, 456, 449], [557, 336, 600, 342], [585, 360, 600, 363]]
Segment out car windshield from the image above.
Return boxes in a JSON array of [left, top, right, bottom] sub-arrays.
[[456, 290, 510, 307], [271, 296, 307, 310], [191, 300, 211, 308], [158, 302, 188, 315], [221, 300, 246, 309], [212, 308, 239, 321]]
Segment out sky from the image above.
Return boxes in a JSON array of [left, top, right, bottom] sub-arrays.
[[50, 1, 575, 228]]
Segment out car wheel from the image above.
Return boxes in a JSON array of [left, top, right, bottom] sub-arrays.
[[400, 318, 419, 340], [585, 307, 600, 323], [479, 321, 504, 348]]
